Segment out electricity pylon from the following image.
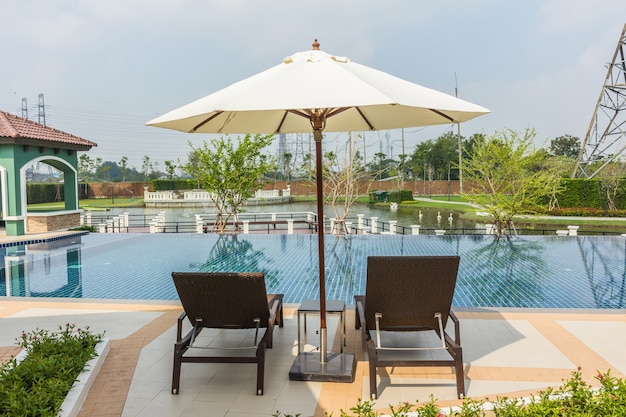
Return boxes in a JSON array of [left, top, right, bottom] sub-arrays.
[[573, 23, 626, 178]]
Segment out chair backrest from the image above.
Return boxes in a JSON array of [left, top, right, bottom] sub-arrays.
[[172, 272, 271, 329], [364, 256, 460, 331]]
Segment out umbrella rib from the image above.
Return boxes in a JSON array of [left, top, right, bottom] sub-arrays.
[[193, 111, 224, 133], [277, 110, 290, 132], [351, 107, 374, 130], [429, 108, 455, 123]]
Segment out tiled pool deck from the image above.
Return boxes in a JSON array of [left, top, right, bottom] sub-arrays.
[[1, 233, 626, 416]]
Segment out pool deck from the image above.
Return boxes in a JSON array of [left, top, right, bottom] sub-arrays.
[[1, 232, 626, 416]]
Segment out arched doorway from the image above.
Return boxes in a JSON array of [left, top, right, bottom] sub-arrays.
[[0, 110, 96, 236]]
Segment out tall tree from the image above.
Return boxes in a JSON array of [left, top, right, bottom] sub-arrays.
[[549, 134, 581, 159], [597, 162, 626, 211], [164, 160, 177, 179], [462, 128, 564, 234], [118, 156, 128, 183], [408, 132, 462, 180], [182, 134, 276, 233], [141, 155, 152, 180]]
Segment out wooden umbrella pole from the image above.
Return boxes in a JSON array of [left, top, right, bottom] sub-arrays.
[[313, 122, 327, 364]]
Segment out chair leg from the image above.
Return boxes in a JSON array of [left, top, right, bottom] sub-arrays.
[[366, 340, 378, 399], [454, 347, 465, 398], [257, 343, 266, 395], [172, 343, 183, 395]]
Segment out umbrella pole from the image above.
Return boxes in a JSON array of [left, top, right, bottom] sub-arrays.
[[287, 114, 355, 383], [313, 127, 327, 364]]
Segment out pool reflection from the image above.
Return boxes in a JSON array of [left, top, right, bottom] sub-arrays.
[[0, 234, 625, 309], [0, 237, 83, 298]]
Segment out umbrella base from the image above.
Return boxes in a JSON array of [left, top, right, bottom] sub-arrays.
[[289, 352, 356, 383]]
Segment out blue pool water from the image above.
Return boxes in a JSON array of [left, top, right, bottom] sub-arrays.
[[1, 233, 625, 309]]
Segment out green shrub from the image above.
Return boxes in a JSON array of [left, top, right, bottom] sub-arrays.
[[0, 324, 104, 417], [274, 368, 626, 417]]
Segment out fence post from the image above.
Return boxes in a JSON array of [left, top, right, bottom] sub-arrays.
[[370, 217, 378, 234], [411, 225, 420, 235], [389, 220, 397, 235], [357, 214, 364, 230], [243, 220, 250, 234], [287, 219, 294, 234]]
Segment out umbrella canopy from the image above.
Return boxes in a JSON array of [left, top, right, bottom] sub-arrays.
[[147, 39, 489, 371], [148, 41, 489, 135]]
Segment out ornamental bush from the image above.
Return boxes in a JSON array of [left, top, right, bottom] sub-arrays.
[[274, 368, 626, 417], [0, 324, 104, 417]]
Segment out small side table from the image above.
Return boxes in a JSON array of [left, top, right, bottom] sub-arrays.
[[297, 299, 346, 353]]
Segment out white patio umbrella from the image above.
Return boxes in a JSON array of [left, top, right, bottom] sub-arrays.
[[147, 39, 489, 381]]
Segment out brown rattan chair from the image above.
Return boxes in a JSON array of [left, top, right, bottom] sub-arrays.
[[354, 256, 465, 399], [171, 272, 284, 395]]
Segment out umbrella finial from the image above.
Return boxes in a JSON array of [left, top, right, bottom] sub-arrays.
[[312, 39, 320, 50]]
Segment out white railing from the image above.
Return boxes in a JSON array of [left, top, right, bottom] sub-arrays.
[[255, 189, 279, 198], [184, 190, 213, 200], [144, 191, 175, 201], [145, 187, 290, 202]]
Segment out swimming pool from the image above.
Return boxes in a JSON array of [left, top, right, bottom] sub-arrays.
[[1, 233, 625, 309]]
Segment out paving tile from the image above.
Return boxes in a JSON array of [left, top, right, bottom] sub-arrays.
[[2, 298, 626, 417]]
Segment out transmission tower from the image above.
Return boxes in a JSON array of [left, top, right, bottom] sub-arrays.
[[573, 23, 626, 178], [21, 98, 28, 119], [38, 93, 46, 126], [277, 133, 287, 174]]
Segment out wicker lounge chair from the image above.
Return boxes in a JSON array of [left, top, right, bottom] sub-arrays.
[[354, 256, 465, 399], [171, 272, 284, 395]]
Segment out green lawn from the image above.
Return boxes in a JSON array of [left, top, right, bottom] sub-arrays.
[[27, 198, 145, 211]]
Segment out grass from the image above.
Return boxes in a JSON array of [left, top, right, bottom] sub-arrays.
[[27, 198, 145, 211]]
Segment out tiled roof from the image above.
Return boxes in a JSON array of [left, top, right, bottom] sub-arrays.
[[0, 110, 97, 148]]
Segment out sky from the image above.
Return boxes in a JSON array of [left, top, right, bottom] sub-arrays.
[[1, 1, 625, 171]]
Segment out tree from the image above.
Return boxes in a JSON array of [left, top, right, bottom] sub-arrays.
[[182, 134, 276, 233], [164, 160, 177, 179], [597, 162, 626, 211], [95, 161, 120, 181], [282, 152, 293, 183], [118, 156, 128, 197], [118, 156, 128, 183], [462, 128, 564, 234], [408, 132, 461, 180], [142, 155, 153, 180], [301, 132, 372, 233], [78, 154, 94, 182], [549, 134, 581, 159]]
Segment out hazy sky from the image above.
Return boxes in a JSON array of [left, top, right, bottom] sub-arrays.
[[1, 1, 624, 170]]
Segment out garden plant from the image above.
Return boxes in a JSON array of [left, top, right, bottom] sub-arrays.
[[274, 368, 626, 417], [0, 324, 104, 417]]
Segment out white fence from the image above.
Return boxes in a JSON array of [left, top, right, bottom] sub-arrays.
[[144, 186, 290, 202]]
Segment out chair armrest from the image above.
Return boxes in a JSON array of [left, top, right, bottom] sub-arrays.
[[448, 310, 461, 345], [177, 311, 187, 342], [354, 295, 365, 329], [268, 299, 280, 324], [356, 299, 366, 330]]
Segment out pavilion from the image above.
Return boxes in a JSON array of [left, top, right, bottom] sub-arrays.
[[0, 110, 96, 236]]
